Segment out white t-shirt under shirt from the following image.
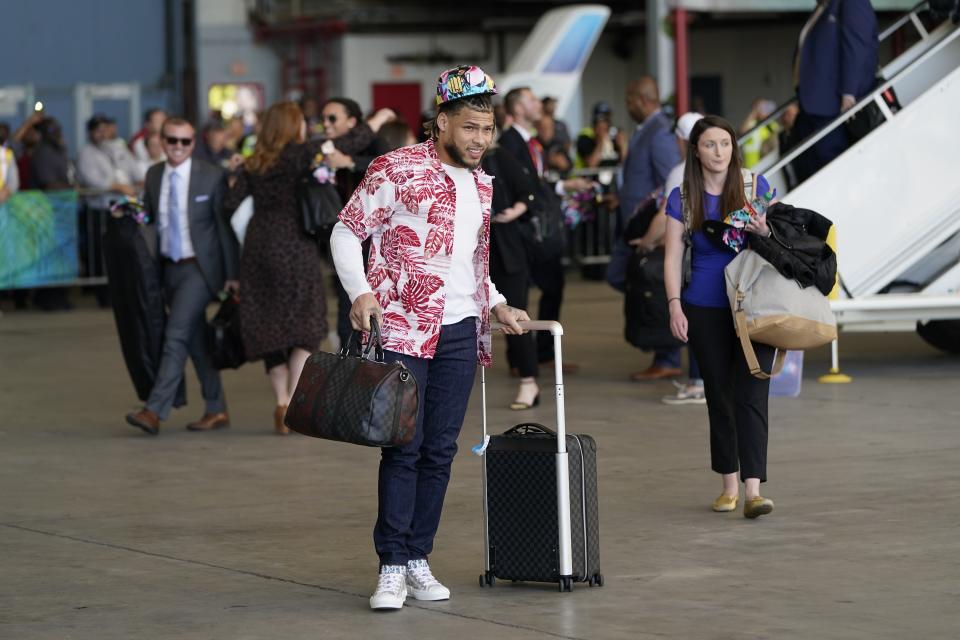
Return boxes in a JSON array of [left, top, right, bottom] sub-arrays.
[[440, 162, 482, 324]]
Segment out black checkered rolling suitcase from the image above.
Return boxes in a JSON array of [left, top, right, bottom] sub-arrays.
[[478, 321, 603, 592]]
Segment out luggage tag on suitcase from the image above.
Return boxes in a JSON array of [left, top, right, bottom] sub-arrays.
[[472, 435, 491, 456]]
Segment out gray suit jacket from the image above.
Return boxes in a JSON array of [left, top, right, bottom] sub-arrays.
[[143, 159, 239, 296]]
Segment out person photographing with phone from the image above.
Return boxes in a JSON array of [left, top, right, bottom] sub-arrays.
[[330, 65, 528, 611], [663, 115, 779, 520]]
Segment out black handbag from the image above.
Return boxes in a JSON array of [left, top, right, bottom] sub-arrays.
[[284, 317, 420, 447], [845, 86, 901, 143], [296, 170, 343, 237], [623, 193, 659, 242], [207, 293, 246, 369], [527, 184, 567, 262], [624, 248, 683, 351]]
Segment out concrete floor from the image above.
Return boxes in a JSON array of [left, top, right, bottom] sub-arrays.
[[2, 279, 959, 640]]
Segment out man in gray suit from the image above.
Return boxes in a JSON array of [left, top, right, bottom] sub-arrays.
[[126, 117, 240, 435]]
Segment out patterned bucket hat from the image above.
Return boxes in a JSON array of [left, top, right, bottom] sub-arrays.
[[435, 65, 498, 106]]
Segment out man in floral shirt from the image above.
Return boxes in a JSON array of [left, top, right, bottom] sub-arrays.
[[330, 65, 528, 611]]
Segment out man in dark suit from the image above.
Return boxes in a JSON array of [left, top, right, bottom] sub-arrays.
[[792, 0, 878, 182], [126, 117, 240, 435], [611, 76, 682, 381], [499, 87, 590, 371]]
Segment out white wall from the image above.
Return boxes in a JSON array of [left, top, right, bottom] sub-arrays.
[[196, 0, 248, 26], [338, 23, 801, 133], [580, 31, 648, 132], [688, 23, 798, 125], [339, 33, 526, 115], [192, 1, 811, 133]]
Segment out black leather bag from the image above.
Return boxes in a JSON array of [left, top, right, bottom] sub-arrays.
[[624, 248, 683, 351], [296, 171, 343, 237], [284, 318, 419, 447], [207, 294, 246, 370], [845, 86, 901, 143], [527, 185, 567, 262], [623, 193, 659, 242]]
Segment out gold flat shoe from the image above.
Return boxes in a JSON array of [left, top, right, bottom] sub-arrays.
[[712, 494, 739, 512], [743, 496, 774, 519]]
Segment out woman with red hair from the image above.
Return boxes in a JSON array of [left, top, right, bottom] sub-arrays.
[[226, 102, 348, 434]]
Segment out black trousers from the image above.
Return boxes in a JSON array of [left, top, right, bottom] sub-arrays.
[[685, 303, 775, 482], [790, 110, 850, 184], [489, 262, 538, 378], [531, 253, 565, 363]]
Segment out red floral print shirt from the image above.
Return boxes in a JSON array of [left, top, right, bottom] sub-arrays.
[[337, 139, 502, 365]]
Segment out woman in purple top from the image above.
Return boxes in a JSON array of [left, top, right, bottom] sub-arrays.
[[663, 115, 778, 520]]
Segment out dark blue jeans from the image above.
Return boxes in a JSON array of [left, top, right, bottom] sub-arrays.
[[374, 317, 478, 566]]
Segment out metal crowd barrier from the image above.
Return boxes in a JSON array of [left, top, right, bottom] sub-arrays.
[[561, 166, 620, 275]]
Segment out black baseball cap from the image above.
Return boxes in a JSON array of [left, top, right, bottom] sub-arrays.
[[592, 101, 613, 121]]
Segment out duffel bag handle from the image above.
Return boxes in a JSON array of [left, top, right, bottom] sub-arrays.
[[504, 422, 557, 437], [734, 308, 787, 380], [340, 315, 385, 362], [365, 315, 385, 362]]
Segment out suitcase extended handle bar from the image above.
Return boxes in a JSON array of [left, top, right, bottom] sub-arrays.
[[481, 320, 574, 582], [490, 320, 564, 336]]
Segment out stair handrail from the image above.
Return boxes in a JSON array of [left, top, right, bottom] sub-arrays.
[[763, 17, 960, 184], [737, 0, 933, 145]]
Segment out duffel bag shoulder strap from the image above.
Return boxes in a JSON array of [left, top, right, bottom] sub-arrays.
[[733, 293, 787, 379]]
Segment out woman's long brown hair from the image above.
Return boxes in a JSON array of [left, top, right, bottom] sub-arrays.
[[245, 101, 304, 174], [682, 115, 746, 231]]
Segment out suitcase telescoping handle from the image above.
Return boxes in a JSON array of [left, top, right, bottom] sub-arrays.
[[483, 321, 574, 582], [487, 321, 566, 448]]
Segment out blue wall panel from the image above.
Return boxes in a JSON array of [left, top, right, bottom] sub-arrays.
[[1, 0, 167, 85], [0, 0, 173, 153]]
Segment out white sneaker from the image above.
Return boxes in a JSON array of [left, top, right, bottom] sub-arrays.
[[661, 381, 706, 405], [369, 565, 407, 610], [406, 559, 450, 601]]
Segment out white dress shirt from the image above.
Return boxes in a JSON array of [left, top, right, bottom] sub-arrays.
[[158, 158, 196, 260]]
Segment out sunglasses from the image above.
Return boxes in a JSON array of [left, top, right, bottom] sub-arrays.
[[323, 115, 339, 124], [164, 136, 194, 146]]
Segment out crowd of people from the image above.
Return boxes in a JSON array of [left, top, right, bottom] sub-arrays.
[[1, 0, 886, 612]]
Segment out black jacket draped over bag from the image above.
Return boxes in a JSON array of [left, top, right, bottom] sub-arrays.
[[705, 202, 838, 296]]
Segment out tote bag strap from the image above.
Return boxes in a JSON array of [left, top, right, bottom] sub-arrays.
[[734, 303, 786, 379], [740, 168, 756, 202]]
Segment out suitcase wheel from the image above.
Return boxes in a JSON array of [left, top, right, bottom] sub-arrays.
[[479, 572, 495, 588], [588, 573, 605, 588], [559, 577, 573, 592]]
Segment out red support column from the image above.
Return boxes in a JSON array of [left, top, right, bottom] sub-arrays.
[[674, 9, 689, 116]]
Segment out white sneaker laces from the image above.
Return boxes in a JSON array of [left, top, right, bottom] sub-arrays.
[[407, 560, 440, 588], [376, 571, 405, 595]]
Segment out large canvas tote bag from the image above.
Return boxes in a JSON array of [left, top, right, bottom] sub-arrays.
[[725, 250, 837, 379]]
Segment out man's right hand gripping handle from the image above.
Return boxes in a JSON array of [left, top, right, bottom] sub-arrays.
[[349, 293, 382, 332]]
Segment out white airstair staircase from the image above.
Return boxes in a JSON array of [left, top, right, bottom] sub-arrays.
[[741, 3, 960, 339]]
